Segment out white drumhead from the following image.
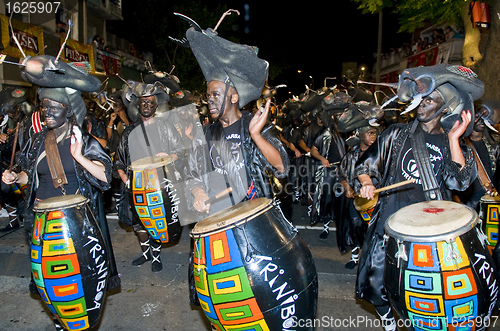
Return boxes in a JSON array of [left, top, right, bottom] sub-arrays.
[[191, 198, 273, 236], [386, 201, 477, 241], [130, 155, 173, 170], [33, 194, 88, 212]]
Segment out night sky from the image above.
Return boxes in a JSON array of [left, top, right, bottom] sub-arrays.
[[112, 1, 410, 100]]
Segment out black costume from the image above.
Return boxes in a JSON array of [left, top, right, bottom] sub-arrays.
[[19, 126, 120, 289], [353, 123, 476, 306], [185, 111, 289, 215], [114, 116, 184, 224]]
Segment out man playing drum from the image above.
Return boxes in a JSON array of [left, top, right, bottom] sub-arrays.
[[176, 22, 289, 216], [354, 64, 482, 331], [114, 82, 183, 272]]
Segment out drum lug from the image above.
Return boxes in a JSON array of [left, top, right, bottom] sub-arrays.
[[382, 234, 389, 247], [476, 226, 490, 248], [445, 240, 462, 270], [395, 239, 408, 268]]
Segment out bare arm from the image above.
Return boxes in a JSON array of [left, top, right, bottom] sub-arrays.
[[448, 110, 471, 169], [249, 100, 285, 174]]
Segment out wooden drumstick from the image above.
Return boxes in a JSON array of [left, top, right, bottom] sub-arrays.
[[355, 179, 416, 197], [205, 187, 233, 205], [8, 122, 20, 172]]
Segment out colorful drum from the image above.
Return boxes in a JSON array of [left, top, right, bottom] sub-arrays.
[[354, 193, 378, 222], [479, 194, 500, 255], [129, 155, 184, 243], [384, 201, 498, 331], [191, 198, 318, 331], [31, 195, 109, 331]]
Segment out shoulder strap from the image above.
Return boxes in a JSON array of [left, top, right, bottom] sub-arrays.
[[465, 137, 493, 191], [410, 126, 443, 201], [44, 130, 68, 190]]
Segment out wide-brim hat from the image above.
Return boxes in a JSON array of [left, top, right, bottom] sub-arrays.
[[144, 72, 181, 94], [21, 55, 101, 126], [300, 92, 324, 113], [397, 64, 484, 135], [322, 91, 352, 113], [186, 27, 269, 108], [170, 89, 194, 108], [337, 101, 384, 133]]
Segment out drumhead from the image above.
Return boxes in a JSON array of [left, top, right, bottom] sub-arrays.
[[480, 194, 500, 203], [385, 201, 478, 242], [191, 198, 273, 236], [33, 194, 88, 212], [130, 155, 173, 170]]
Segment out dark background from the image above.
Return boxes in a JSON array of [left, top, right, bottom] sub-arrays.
[[108, 1, 411, 101]]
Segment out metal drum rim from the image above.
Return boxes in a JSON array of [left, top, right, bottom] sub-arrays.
[[190, 198, 274, 237], [479, 194, 500, 203], [129, 155, 173, 170], [33, 194, 88, 212], [384, 202, 479, 242]]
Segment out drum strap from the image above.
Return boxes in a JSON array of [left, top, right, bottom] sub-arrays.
[[44, 130, 68, 193], [410, 126, 443, 201], [465, 137, 493, 192]]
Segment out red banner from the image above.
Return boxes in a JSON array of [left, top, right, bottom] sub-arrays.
[[101, 53, 118, 75], [407, 47, 439, 68]]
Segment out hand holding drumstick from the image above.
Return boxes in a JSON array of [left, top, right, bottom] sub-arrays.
[[192, 187, 233, 214]]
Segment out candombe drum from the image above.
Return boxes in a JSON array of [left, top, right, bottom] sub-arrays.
[[31, 195, 109, 330], [129, 155, 184, 243], [384, 201, 498, 331], [191, 198, 318, 331], [354, 193, 378, 222], [479, 194, 500, 255]]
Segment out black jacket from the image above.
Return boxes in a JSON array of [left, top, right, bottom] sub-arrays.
[[184, 111, 290, 214]]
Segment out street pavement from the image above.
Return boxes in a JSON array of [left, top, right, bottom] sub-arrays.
[[0, 201, 499, 331]]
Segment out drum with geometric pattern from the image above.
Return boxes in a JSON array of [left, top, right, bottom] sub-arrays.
[[191, 198, 318, 331], [129, 155, 184, 243], [384, 201, 498, 331], [479, 194, 500, 255], [31, 195, 109, 331]]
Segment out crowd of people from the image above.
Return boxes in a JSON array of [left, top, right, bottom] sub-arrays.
[[0, 15, 499, 331]]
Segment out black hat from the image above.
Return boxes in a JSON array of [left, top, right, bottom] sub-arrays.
[[170, 89, 194, 108], [322, 91, 352, 113], [21, 55, 101, 126], [337, 101, 384, 133], [300, 91, 324, 113], [397, 64, 484, 135], [180, 18, 268, 108], [143, 71, 181, 94]]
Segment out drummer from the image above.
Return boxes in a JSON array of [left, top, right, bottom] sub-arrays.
[[339, 125, 379, 269], [114, 82, 183, 272], [179, 24, 289, 216], [354, 64, 482, 331]]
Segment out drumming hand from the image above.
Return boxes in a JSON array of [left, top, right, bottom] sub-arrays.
[[0, 133, 8, 144], [321, 158, 330, 168], [345, 186, 355, 199], [155, 152, 169, 157], [489, 188, 499, 197], [360, 184, 375, 199], [2, 170, 18, 185], [193, 189, 210, 214]]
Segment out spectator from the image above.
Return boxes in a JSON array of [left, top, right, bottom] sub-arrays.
[[445, 26, 462, 41]]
